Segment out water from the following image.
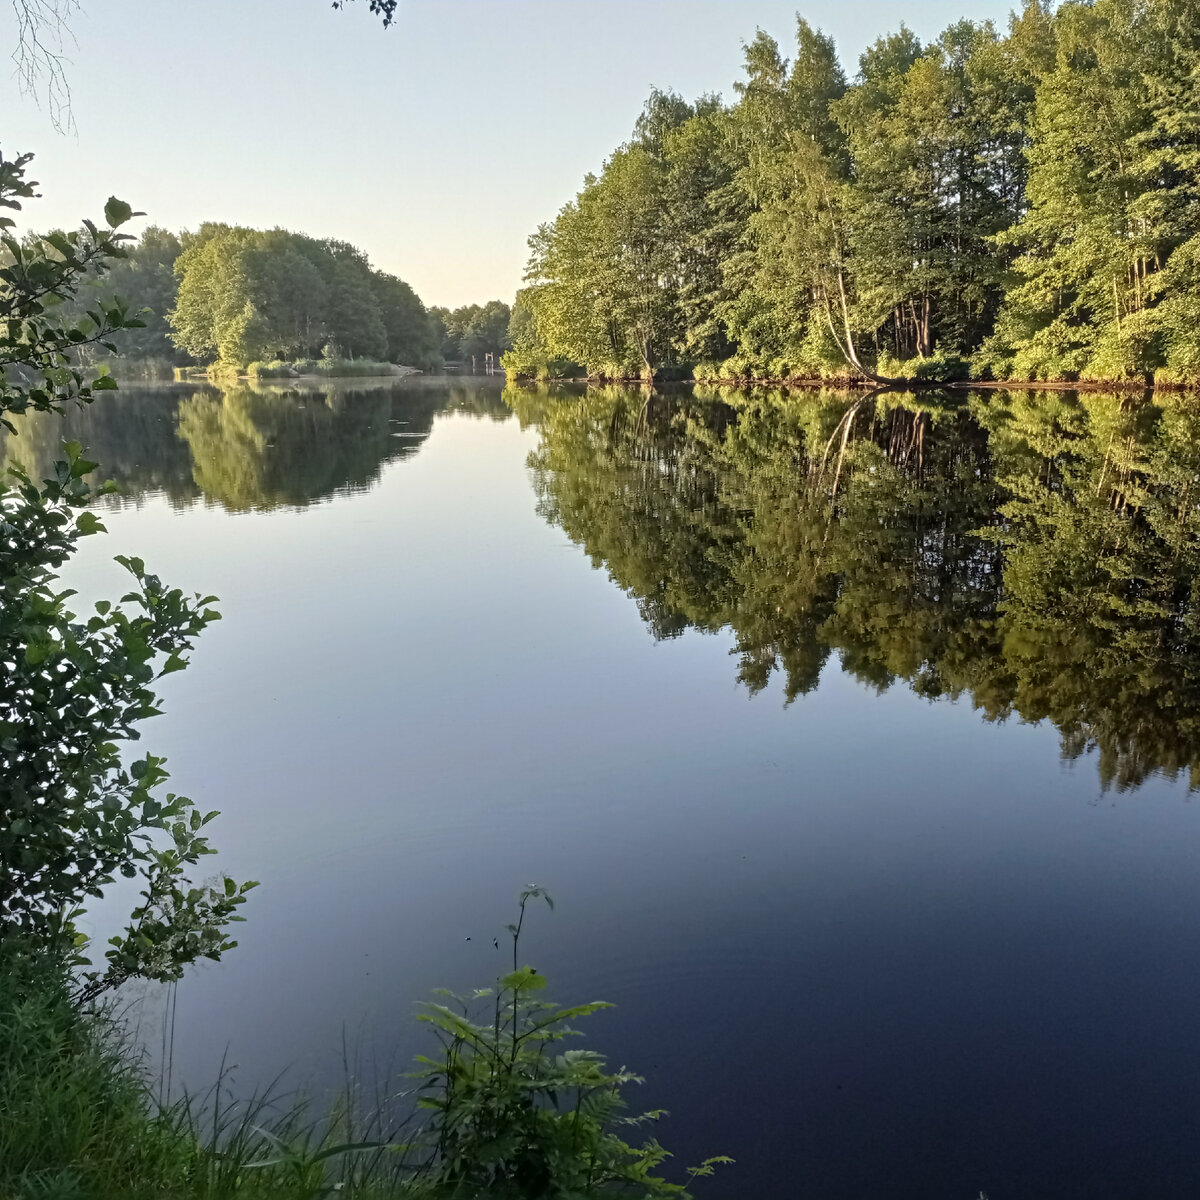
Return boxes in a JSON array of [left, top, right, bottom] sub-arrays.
[[12, 377, 1200, 1199]]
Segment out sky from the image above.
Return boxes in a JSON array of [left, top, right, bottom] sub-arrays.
[[4, 0, 1021, 309]]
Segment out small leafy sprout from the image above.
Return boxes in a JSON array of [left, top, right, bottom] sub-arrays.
[[405, 888, 729, 1197]]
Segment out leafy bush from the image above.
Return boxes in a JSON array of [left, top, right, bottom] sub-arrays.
[[0, 452, 256, 995], [1080, 311, 1161, 383], [1, 149, 254, 995], [689, 361, 723, 383], [874, 349, 971, 382]]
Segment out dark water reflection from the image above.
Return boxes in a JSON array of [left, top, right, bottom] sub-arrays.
[[516, 382, 1200, 793], [0, 376, 510, 512], [18, 379, 1200, 1199]]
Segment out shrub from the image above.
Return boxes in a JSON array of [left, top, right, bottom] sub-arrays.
[[247, 360, 298, 381], [1, 149, 254, 997]]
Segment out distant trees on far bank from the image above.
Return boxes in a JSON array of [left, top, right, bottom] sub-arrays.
[[429, 300, 512, 367], [55, 221, 510, 375], [170, 225, 437, 368]]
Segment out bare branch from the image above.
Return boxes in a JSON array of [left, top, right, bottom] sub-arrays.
[[9, 0, 80, 132]]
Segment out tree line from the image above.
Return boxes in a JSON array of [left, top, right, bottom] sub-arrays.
[[56, 223, 511, 374], [508, 0, 1200, 387]]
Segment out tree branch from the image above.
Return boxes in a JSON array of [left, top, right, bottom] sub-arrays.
[[9, 0, 80, 132]]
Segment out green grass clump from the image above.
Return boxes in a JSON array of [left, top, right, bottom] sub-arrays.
[[306, 358, 402, 378], [0, 965, 199, 1200], [0, 961, 410, 1199], [246, 360, 297, 380]]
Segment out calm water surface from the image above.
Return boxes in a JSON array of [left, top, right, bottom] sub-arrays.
[[13, 377, 1200, 1199]]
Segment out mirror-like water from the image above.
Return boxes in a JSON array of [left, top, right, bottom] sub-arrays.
[[13, 377, 1200, 1199]]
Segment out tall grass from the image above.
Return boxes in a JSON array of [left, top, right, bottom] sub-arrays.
[[0, 963, 417, 1199], [0, 964, 200, 1200]]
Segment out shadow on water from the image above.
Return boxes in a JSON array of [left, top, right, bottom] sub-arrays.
[[0, 376, 511, 513], [509, 381, 1200, 793]]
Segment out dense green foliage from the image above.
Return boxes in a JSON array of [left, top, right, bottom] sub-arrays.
[[18, 220, 447, 379], [55, 225, 186, 377], [430, 301, 512, 367], [24, 219, 461, 378], [512, 0, 1200, 386], [0, 150, 253, 995], [513, 381, 1200, 791], [170, 225, 439, 370]]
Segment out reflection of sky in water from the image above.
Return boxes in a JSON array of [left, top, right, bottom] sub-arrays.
[[53, 390, 1200, 1200]]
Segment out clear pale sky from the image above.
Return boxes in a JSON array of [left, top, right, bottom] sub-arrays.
[[3, 1, 1021, 309]]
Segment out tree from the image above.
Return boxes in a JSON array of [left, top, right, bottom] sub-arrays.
[[983, 0, 1157, 381], [43, 225, 187, 371], [524, 144, 681, 378], [727, 19, 851, 377], [431, 300, 513, 366], [169, 224, 430, 366], [372, 271, 439, 368], [832, 20, 1035, 368]]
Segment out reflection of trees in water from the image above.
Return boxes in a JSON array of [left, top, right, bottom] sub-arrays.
[[0, 392, 199, 504], [0, 380, 508, 512], [520, 382, 1200, 791], [439, 382, 512, 422], [979, 390, 1200, 790], [177, 388, 423, 511]]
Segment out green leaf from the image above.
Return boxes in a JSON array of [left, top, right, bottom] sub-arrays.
[[104, 196, 134, 227]]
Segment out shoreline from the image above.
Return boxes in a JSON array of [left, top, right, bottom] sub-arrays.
[[508, 372, 1194, 395]]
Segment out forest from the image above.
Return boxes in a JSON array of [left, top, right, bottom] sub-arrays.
[[507, 0, 1200, 387], [58, 222, 511, 377]]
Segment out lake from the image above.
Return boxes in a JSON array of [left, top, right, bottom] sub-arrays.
[[12, 376, 1200, 1200]]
